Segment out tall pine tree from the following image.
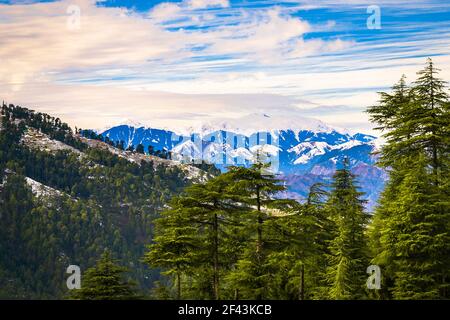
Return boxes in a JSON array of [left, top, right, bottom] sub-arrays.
[[367, 58, 450, 299], [325, 160, 369, 300]]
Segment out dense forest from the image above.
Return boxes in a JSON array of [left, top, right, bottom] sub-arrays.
[[0, 59, 449, 300], [0, 103, 196, 298]]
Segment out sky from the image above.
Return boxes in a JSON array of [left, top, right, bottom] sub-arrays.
[[0, 0, 449, 134]]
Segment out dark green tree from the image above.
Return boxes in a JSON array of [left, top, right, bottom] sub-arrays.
[[143, 200, 200, 299], [144, 172, 249, 300], [367, 58, 450, 299], [70, 251, 140, 300], [224, 163, 294, 299], [136, 144, 145, 154], [325, 161, 369, 300]]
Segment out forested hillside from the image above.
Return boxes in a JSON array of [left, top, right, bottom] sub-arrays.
[[0, 59, 448, 300], [0, 104, 208, 299]]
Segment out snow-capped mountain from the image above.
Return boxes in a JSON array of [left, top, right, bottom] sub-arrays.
[[101, 113, 386, 210]]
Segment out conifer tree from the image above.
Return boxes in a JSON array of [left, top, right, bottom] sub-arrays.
[[145, 173, 249, 300], [383, 155, 450, 299], [325, 160, 369, 300], [70, 251, 140, 300], [367, 58, 450, 299], [143, 199, 200, 299], [302, 183, 334, 299], [224, 163, 294, 299], [413, 58, 449, 184]]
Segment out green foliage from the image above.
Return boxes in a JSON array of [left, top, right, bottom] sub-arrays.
[[0, 104, 193, 299], [367, 58, 450, 299], [145, 163, 338, 300], [144, 170, 251, 299], [325, 161, 369, 300], [70, 251, 141, 300]]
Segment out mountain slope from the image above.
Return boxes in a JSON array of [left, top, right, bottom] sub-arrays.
[[0, 103, 210, 299]]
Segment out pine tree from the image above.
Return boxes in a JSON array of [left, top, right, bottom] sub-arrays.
[[302, 183, 334, 299], [144, 172, 249, 300], [70, 251, 140, 300], [367, 58, 450, 299], [413, 58, 449, 184], [136, 144, 145, 154], [325, 160, 369, 300], [368, 59, 449, 182], [143, 199, 201, 299], [224, 163, 294, 299], [383, 155, 450, 299]]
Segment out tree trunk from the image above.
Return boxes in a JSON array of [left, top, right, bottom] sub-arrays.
[[234, 288, 239, 300], [256, 186, 262, 255], [177, 272, 181, 300], [213, 213, 220, 300], [256, 186, 263, 300], [299, 264, 305, 300]]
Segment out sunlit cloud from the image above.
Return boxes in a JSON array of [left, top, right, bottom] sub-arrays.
[[0, 0, 449, 134]]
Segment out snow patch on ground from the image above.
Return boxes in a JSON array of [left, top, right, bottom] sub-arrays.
[[21, 128, 83, 156], [80, 136, 208, 182], [25, 177, 63, 198]]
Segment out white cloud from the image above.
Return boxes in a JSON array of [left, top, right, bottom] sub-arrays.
[[150, 0, 229, 22], [188, 0, 230, 9], [203, 9, 312, 62], [1, 0, 449, 135], [0, 0, 189, 90], [150, 2, 182, 21], [1, 81, 303, 131], [0, 0, 349, 88]]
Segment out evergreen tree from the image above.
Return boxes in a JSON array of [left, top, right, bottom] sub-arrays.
[[413, 58, 449, 184], [0, 103, 190, 298], [367, 58, 450, 299], [224, 163, 294, 299], [387, 156, 449, 299], [143, 199, 201, 299], [136, 144, 145, 154], [325, 160, 369, 300], [145, 173, 249, 300], [70, 251, 140, 300]]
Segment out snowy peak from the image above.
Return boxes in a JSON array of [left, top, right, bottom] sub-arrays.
[[96, 118, 147, 133], [178, 113, 339, 137], [106, 113, 343, 137]]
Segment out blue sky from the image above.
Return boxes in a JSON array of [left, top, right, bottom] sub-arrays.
[[0, 0, 449, 133]]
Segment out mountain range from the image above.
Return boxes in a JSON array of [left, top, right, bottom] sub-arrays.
[[100, 113, 387, 209]]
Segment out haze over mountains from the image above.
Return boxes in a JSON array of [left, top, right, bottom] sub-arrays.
[[100, 113, 386, 209]]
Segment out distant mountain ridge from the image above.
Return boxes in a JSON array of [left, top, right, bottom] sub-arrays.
[[101, 113, 387, 209]]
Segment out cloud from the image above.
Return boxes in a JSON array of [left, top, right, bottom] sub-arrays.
[[0, 0, 351, 89], [149, 2, 182, 21], [188, 0, 230, 9], [1, 0, 449, 135], [150, 0, 229, 22], [0, 81, 304, 131], [0, 0, 190, 90], [202, 9, 312, 62]]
